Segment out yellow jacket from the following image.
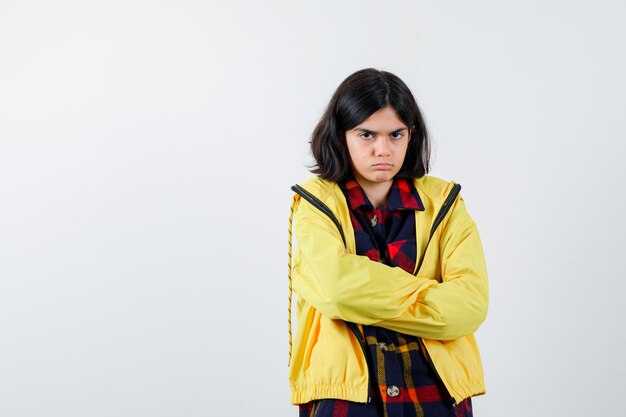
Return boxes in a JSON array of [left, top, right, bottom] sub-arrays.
[[287, 175, 488, 405]]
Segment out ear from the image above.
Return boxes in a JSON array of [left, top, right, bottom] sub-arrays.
[[409, 126, 415, 140]]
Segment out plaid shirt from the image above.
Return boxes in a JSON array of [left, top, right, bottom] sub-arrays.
[[299, 178, 472, 417]]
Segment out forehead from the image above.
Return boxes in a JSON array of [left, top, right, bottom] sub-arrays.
[[354, 106, 407, 130]]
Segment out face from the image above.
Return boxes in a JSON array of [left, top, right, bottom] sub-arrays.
[[345, 106, 411, 189]]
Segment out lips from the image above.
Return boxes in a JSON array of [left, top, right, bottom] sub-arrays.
[[373, 163, 393, 170]]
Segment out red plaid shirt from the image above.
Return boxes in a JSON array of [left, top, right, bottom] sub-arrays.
[[299, 178, 472, 417]]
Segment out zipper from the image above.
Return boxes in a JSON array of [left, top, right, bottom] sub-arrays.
[[417, 337, 457, 407], [291, 185, 347, 246], [412, 182, 462, 406], [292, 184, 372, 401], [346, 322, 374, 403], [413, 183, 461, 275]]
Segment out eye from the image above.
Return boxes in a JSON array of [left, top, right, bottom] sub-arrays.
[[360, 132, 374, 140], [391, 131, 405, 140]]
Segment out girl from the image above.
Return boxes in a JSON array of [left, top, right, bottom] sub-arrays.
[[288, 68, 488, 417]]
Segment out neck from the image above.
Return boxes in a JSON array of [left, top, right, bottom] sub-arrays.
[[358, 180, 393, 208]]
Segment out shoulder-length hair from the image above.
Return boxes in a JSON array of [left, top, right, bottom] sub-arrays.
[[310, 68, 431, 182]]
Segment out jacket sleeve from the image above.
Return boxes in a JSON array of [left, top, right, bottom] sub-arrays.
[[291, 194, 488, 341]]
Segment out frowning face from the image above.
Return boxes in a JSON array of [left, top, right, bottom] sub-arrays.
[[345, 106, 411, 190]]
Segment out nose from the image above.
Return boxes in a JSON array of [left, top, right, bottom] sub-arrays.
[[374, 137, 391, 156]]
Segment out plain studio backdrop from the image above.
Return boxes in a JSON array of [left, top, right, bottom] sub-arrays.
[[1, 1, 625, 416]]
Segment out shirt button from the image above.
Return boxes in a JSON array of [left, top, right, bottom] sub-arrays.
[[378, 342, 389, 351], [387, 385, 400, 397], [370, 214, 378, 227]]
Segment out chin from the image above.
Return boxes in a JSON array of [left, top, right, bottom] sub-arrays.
[[378, 170, 401, 180], [371, 174, 395, 182]]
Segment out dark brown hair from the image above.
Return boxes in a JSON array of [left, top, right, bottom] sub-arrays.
[[310, 68, 431, 182]]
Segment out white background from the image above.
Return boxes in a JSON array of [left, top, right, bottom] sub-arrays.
[[1, 1, 625, 416]]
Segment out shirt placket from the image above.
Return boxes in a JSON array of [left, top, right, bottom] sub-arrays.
[[364, 209, 389, 264]]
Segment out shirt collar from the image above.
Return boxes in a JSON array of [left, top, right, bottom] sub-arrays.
[[341, 177, 424, 211]]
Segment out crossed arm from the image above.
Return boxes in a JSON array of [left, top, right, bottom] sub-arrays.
[[291, 196, 488, 341]]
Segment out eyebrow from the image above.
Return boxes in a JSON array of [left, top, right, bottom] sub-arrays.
[[353, 127, 408, 134]]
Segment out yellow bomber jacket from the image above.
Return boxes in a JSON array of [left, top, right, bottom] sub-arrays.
[[288, 175, 488, 405]]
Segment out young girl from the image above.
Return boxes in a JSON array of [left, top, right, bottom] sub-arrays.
[[288, 68, 488, 417]]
